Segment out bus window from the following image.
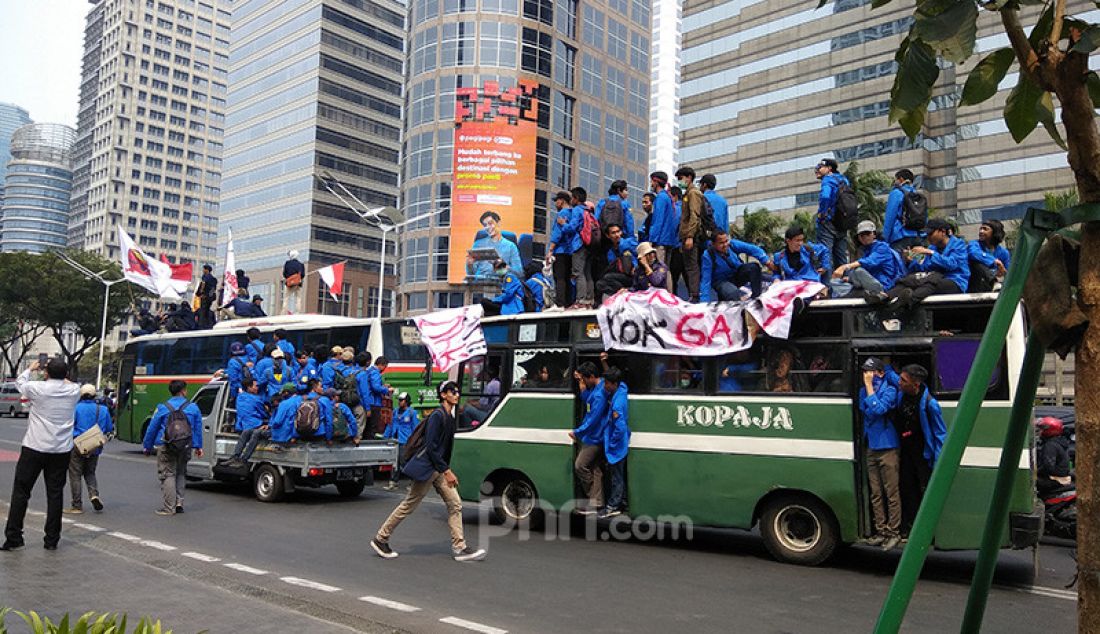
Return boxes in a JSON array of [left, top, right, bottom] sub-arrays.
[[136, 339, 170, 374], [607, 352, 651, 394], [458, 352, 507, 429], [717, 348, 763, 393], [653, 357, 703, 392], [930, 305, 993, 335], [483, 324, 510, 344], [382, 320, 428, 362], [853, 309, 930, 335], [762, 344, 803, 393], [934, 339, 1008, 399], [330, 326, 370, 353], [513, 348, 571, 390], [166, 338, 196, 375], [791, 310, 844, 338], [193, 336, 227, 374]]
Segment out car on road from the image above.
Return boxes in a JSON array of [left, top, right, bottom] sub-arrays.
[[0, 381, 29, 418]]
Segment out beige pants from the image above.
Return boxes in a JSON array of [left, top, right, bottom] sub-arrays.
[[574, 443, 604, 509], [375, 471, 466, 552], [867, 448, 901, 538]]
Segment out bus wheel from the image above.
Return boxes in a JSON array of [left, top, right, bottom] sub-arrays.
[[253, 464, 285, 503], [491, 476, 540, 527], [335, 479, 366, 498], [760, 495, 839, 566]]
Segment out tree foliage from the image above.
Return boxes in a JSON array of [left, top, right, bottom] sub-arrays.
[[843, 161, 892, 231], [736, 207, 786, 253]]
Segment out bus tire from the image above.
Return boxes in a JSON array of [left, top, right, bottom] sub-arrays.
[[253, 464, 285, 503], [759, 494, 839, 566], [335, 479, 366, 498], [490, 474, 542, 529]]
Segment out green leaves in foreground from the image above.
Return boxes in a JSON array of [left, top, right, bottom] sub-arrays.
[[0, 609, 175, 634], [960, 48, 1015, 106], [912, 0, 978, 64], [1004, 71, 1067, 150], [889, 36, 939, 139]]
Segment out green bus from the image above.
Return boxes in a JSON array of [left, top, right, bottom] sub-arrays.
[[115, 315, 440, 443], [449, 293, 1040, 565]]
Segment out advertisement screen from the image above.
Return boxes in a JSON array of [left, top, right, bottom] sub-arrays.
[[449, 80, 539, 284]]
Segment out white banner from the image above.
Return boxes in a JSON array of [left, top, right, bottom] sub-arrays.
[[221, 228, 238, 306], [116, 226, 182, 300], [413, 305, 488, 372], [596, 281, 823, 356]]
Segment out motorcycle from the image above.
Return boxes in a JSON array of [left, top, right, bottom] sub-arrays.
[[1036, 415, 1076, 540]]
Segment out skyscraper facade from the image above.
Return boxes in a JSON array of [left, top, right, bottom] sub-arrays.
[[0, 103, 34, 206], [0, 124, 76, 253], [217, 0, 404, 316], [679, 0, 1084, 229], [648, 0, 681, 172], [397, 0, 652, 314], [68, 0, 231, 273]]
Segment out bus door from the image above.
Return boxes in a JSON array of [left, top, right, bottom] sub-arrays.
[[455, 350, 509, 431], [116, 353, 136, 440], [851, 342, 933, 539]]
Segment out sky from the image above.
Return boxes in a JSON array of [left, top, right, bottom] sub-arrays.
[[0, 0, 88, 128]]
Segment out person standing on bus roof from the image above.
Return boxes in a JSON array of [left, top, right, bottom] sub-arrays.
[[365, 356, 395, 438], [282, 249, 305, 315], [858, 357, 902, 550], [570, 362, 610, 515], [371, 381, 487, 562], [273, 329, 296, 369], [228, 378, 270, 464], [244, 327, 265, 365], [885, 363, 946, 535], [321, 346, 344, 390], [548, 190, 580, 309], [382, 392, 419, 491], [64, 384, 115, 515], [600, 368, 630, 519], [142, 380, 203, 516]]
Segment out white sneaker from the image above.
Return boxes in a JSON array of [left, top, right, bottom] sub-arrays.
[[453, 546, 486, 562], [371, 538, 398, 559]]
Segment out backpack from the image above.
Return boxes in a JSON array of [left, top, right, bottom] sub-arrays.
[[699, 194, 720, 241], [901, 188, 928, 231], [580, 206, 601, 248], [530, 274, 555, 309], [340, 368, 362, 408], [402, 413, 432, 462], [831, 181, 860, 232], [520, 279, 538, 312], [332, 405, 350, 440], [163, 402, 193, 454], [600, 198, 625, 235], [294, 399, 321, 437]]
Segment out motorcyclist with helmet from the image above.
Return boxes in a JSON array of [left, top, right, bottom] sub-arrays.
[[1036, 416, 1073, 498]]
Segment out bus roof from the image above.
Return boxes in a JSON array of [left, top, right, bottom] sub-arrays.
[[127, 314, 377, 344]]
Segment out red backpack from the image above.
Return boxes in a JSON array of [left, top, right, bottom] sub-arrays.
[[580, 205, 601, 247]]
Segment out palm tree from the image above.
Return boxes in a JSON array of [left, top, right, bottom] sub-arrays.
[[843, 161, 891, 231], [1044, 189, 1079, 213], [736, 207, 785, 254], [791, 211, 818, 242]]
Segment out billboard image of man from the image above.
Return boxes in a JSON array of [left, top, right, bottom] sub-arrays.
[[466, 211, 522, 278]]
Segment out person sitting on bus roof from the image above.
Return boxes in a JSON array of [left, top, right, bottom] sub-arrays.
[[273, 329, 295, 367], [321, 346, 345, 390], [225, 342, 250, 400], [249, 294, 267, 318], [570, 362, 610, 514], [600, 367, 630, 519], [164, 302, 197, 332], [595, 223, 639, 299], [269, 381, 307, 444], [967, 219, 1010, 293], [263, 349, 297, 402], [701, 231, 769, 301], [229, 378, 270, 464], [877, 218, 969, 314], [859, 357, 902, 550], [382, 392, 419, 491], [632, 242, 669, 292], [244, 328, 265, 365], [833, 221, 906, 300], [770, 225, 829, 286], [523, 261, 550, 312], [479, 259, 526, 317], [224, 288, 254, 319]]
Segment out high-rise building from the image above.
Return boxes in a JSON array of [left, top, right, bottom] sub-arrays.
[[68, 0, 231, 273], [679, 0, 1083, 229], [217, 0, 404, 316], [649, 0, 680, 172], [397, 0, 652, 314], [0, 124, 76, 253], [0, 103, 34, 205]]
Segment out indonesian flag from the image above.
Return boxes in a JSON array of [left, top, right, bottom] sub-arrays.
[[157, 254, 193, 296], [316, 262, 344, 301], [221, 228, 238, 306], [117, 226, 181, 299]]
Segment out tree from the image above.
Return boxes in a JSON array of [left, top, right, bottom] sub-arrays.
[[0, 253, 52, 377], [836, 0, 1100, 628], [792, 211, 819, 242], [844, 161, 891, 230], [736, 207, 786, 253], [1045, 188, 1080, 214]]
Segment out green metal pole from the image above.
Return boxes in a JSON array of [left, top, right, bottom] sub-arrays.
[[873, 212, 1047, 633], [959, 334, 1046, 632]]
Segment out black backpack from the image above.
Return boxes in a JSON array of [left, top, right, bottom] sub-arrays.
[[520, 279, 538, 312], [901, 188, 928, 231], [295, 399, 321, 437], [340, 368, 362, 408], [832, 181, 860, 232], [163, 402, 193, 454], [402, 413, 433, 462], [699, 194, 720, 241], [600, 198, 625, 235]]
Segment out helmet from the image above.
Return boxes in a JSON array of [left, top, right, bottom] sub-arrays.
[[1036, 416, 1064, 439], [397, 392, 410, 402]]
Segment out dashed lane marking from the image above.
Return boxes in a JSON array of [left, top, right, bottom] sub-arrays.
[[280, 576, 342, 593], [223, 562, 269, 575], [107, 531, 142, 542], [439, 616, 508, 634], [358, 596, 422, 612], [72, 523, 106, 532], [181, 551, 221, 562], [140, 539, 177, 551], [1013, 585, 1077, 601]]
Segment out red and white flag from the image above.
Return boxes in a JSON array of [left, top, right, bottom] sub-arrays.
[[117, 226, 182, 299], [316, 262, 345, 301], [157, 254, 193, 296], [221, 228, 238, 306]]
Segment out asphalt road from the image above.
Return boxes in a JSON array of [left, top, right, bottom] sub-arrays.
[[0, 417, 1078, 633]]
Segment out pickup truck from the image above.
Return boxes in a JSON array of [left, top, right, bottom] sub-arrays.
[[183, 380, 399, 502]]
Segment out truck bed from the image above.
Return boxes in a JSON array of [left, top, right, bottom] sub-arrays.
[[211, 435, 399, 469]]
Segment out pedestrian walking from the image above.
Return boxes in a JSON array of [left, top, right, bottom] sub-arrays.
[[142, 380, 203, 516], [65, 385, 114, 515], [370, 381, 487, 562], [1, 359, 81, 551]]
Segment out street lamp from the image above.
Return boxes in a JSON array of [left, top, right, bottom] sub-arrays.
[[55, 252, 127, 389]]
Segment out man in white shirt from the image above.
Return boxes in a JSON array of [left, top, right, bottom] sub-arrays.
[[2, 359, 82, 551]]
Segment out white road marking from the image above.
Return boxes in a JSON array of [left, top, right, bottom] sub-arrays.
[[1013, 585, 1077, 601], [26, 510, 44, 517], [107, 531, 142, 542], [439, 616, 508, 634], [223, 562, 269, 575], [61, 518, 74, 524], [358, 596, 422, 612], [181, 551, 221, 562], [72, 523, 106, 532], [280, 576, 341, 593], [140, 539, 177, 551]]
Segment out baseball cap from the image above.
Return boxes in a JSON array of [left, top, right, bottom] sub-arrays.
[[856, 220, 877, 235], [271, 348, 285, 359], [397, 391, 410, 402], [437, 380, 460, 397], [80, 384, 97, 398], [330, 346, 344, 355], [230, 342, 245, 356], [861, 357, 884, 372], [341, 350, 354, 361]]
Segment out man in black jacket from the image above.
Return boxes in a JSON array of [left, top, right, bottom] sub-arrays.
[[282, 250, 305, 315], [196, 264, 218, 328], [371, 381, 486, 562]]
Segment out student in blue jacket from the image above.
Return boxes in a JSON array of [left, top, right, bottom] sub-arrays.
[[967, 219, 1010, 292], [600, 369, 630, 519], [771, 225, 830, 285], [244, 328, 265, 365], [883, 170, 922, 252], [701, 231, 769, 301], [548, 190, 580, 308], [570, 362, 609, 514], [229, 378, 270, 464], [884, 363, 947, 533], [269, 381, 307, 444], [881, 218, 969, 313], [66, 385, 115, 514], [647, 172, 680, 282], [834, 221, 906, 299], [382, 392, 420, 491], [858, 358, 902, 550], [262, 348, 297, 401], [142, 380, 203, 515], [479, 260, 526, 316], [225, 342, 251, 402]]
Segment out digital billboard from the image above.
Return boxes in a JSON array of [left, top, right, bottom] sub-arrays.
[[449, 80, 539, 284]]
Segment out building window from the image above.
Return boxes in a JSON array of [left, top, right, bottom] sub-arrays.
[[521, 27, 553, 77], [629, 31, 648, 73], [479, 22, 518, 69], [523, 0, 553, 25], [444, 0, 476, 14], [482, 0, 518, 14], [606, 65, 625, 108], [605, 114, 625, 156], [411, 27, 438, 74], [536, 137, 550, 182], [554, 41, 576, 88], [580, 54, 602, 99], [410, 79, 437, 128], [433, 236, 450, 281], [441, 22, 476, 67], [607, 18, 627, 61], [435, 291, 466, 309], [553, 91, 575, 140], [627, 123, 646, 164], [582, 5, 604, 49], [555, 0, 577, 38], [551, 142, 573, 189], [628, 76, 647, 119], [403, 237, 430, 283], [630, 0, 648, 28], [406, 292, 428, 312], [578, 152, 600, 196]]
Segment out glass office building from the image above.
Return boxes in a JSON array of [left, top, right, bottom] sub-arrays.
[[0, 103, 34, 206], [398, 0, 652, 314], [0, 124, 76, 253], [217, 0, 404, 316]]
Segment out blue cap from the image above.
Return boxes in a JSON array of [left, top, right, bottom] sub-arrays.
[[230, 342, 245, 356]]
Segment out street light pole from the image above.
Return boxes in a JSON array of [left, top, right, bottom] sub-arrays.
[[55, 253, 127, 389]]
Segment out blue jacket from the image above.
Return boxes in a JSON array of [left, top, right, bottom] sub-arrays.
[[525, 274, 550, 312], [884, 184, 920, 244], [226, 356, 249, 395], [73, 400, 114, 456], [245, 339, 265, 365], [550, 206, 580, 254], [968, 240, 1011, 277], [603, 383, 630, 465], [605, 237, 640, 272], [703, 189, 730, 236], [234, 391, 269, 432], [595, 195, 635, 238], [312, 394, 334, 440], [492, 273, 526, 315], [298, 358, 320, 382], [719, 361, 758, 392], [384, 406, 420, 445], [364, 366, 389, 407], [262, 361, 296, 401], [648, 189, 679, 247], [253, 357, 272, 391], [859, 376, 899, 451], [816, 172, 851, 224], [885, 367, 947, 467], [269, 395, 302, 443], [857, 239, 906, 291], [909, 235, 970, 292], [320, 359, 344, 389], [700, 241, 768, 301], [228, 298, 256, 317], [276, 340, 296, 365], [772, 244, 829, 282], [143, 396, 203, 451], [574, 379, 610, 446], [334, 401, 358, 438]]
